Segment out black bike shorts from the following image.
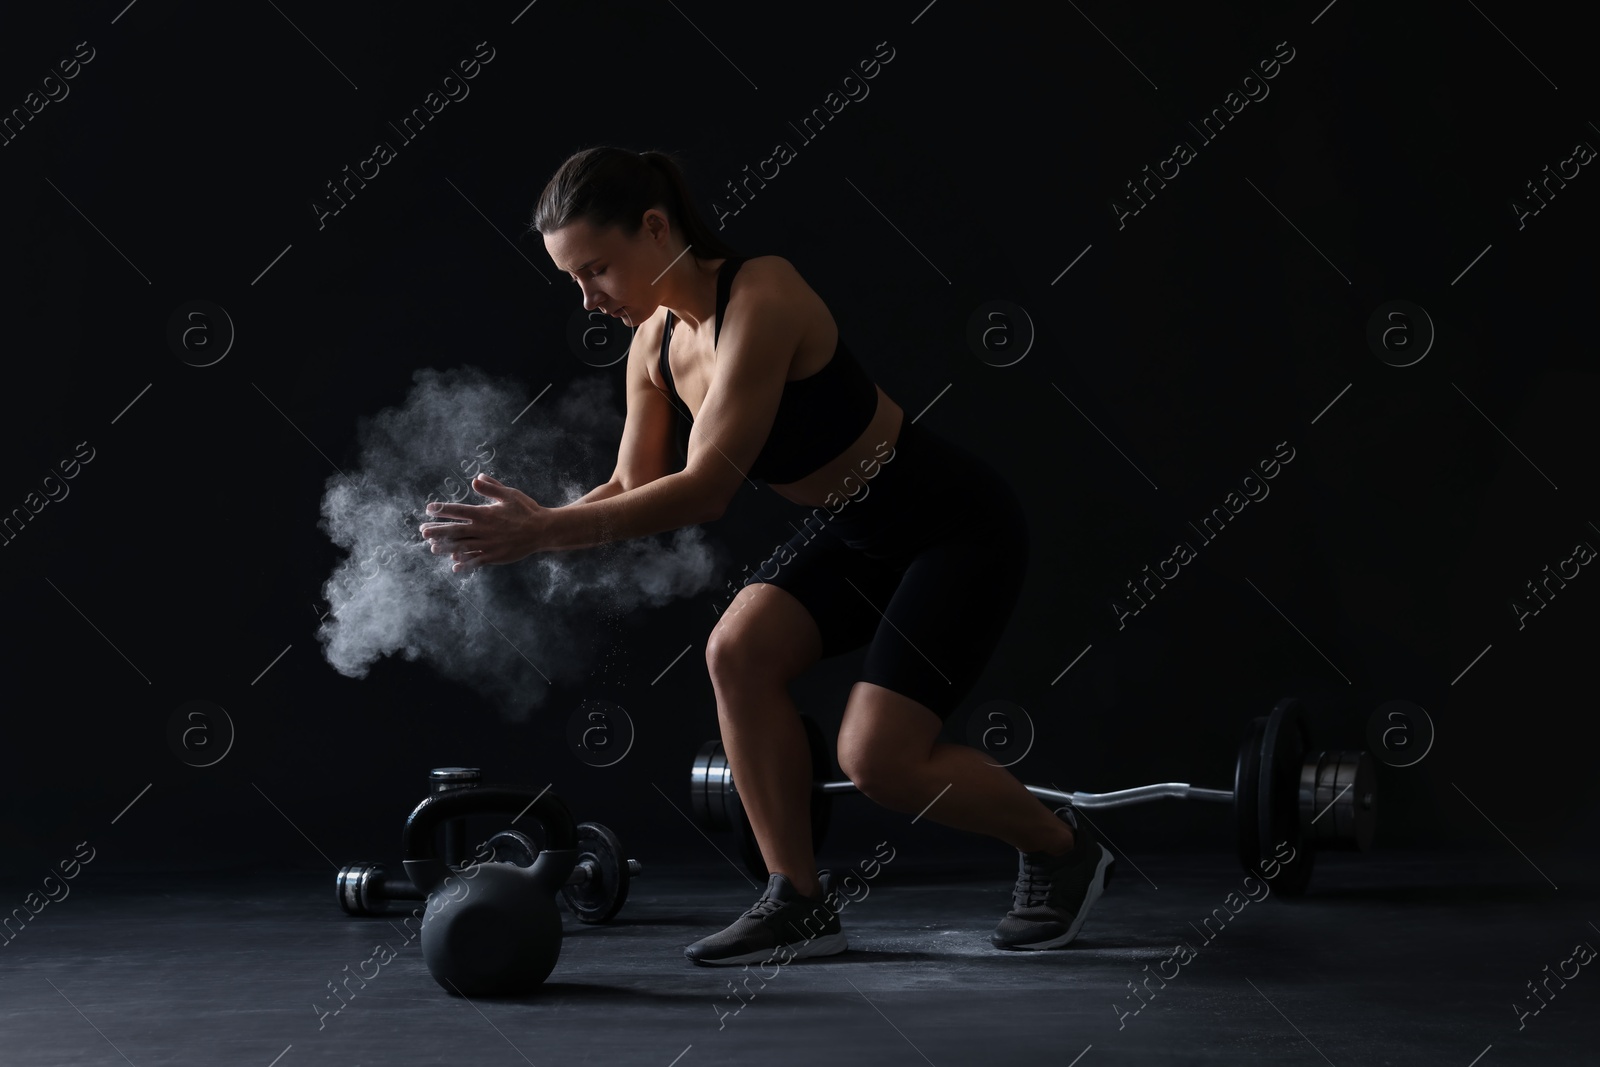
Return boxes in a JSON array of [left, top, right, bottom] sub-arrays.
[[747, 417, 1029, 721]]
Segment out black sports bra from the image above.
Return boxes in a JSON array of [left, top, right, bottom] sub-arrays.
[[657, 256, 878, 485]]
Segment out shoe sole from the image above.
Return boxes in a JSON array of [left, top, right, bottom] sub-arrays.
[[686, 931, 848, 967], [997, 843, 1113, 951]]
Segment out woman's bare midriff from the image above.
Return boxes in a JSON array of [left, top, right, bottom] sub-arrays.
[[641, 262, 904, 511], [766, 383, 902, 507]]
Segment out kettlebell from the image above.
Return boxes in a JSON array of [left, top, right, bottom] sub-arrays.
[[401, 785, 579, 996]]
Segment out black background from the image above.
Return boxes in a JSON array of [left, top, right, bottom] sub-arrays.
[[0, 0, 1593, 884]]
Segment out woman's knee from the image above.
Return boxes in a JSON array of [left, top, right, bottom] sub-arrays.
[[837, 732, 917, 804], [704, 626, 766, 689], [838, 750, 912, 806], [705, 585, 822, 689], [836, 684, 942, 803]]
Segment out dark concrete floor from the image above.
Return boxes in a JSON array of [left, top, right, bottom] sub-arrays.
[[2, 846, 1595, 1066]]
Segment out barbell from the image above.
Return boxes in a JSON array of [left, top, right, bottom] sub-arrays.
[[690, 696, 1376, 895]]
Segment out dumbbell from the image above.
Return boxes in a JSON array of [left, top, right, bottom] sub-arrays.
[[337, 820, 642, 923], [333, 765, 478, 914], [483, 823, 642, 924], [336, 862, 423, 915], [690, 697, 1376, 895]]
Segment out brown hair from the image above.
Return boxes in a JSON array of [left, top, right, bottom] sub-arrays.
[[530, 146, 740, 261]]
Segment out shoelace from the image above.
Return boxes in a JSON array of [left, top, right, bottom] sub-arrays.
[[1014, 854, 1055, 909], [743, 892, 786, 920]]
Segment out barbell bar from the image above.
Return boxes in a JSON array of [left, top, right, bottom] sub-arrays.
[[690, 696, 1376, 894]]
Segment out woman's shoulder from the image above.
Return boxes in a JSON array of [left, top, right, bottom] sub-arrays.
[[738, 253, 791, 267], [730, 255, 810, 304]]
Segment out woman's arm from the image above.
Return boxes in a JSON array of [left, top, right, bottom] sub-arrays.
[[540, 470, 719, 551], [567, 479, 625, 508], [540, 480, 623, 554], [427, 468, 719, 563], [422, 262, 801, 568], [539, 317, 702, 552], [542, 263, 811, 552], [540, 265, 812, 556]]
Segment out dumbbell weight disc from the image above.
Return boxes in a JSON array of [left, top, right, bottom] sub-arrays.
[[483, 825, 632, 925], [561, 821, 631, 925], [479, 821, 546, 865], [481, 828, 540, 867], [336, 862, 424, 915]]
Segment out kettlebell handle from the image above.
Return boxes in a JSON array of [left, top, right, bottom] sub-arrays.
[[400, 786, 578, 896]]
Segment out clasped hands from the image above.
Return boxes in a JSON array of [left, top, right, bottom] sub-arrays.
[[418, 473, 550, 573]]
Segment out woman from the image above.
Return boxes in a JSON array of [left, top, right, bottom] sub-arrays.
[[418, 146, 1113, 966]]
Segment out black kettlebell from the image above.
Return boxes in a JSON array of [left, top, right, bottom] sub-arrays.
[[401, 786, 579, 996]]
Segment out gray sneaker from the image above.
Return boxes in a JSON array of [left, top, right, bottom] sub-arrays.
[[990, 805, 1113, 950], [685, 872, 848, 966]]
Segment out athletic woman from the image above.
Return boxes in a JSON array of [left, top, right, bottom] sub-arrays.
[[418, 146, 1113, 965]]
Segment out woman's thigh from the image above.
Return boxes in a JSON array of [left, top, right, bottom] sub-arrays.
[[706, 578, 828, 689], [742, 492, 1028, 721], [859, 500, 1029, 720], [743, 525, 906, 664]]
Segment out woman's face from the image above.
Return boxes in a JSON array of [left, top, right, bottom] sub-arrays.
[[545, 214, 661, 328]]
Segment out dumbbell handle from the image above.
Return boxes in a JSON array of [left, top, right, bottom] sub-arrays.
[[816, 779, 1234, 810], [578, 857, 645, 881], [340, 856, 643, 913]]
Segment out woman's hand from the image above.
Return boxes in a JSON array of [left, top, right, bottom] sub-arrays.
[[418, 473, 548, 573]]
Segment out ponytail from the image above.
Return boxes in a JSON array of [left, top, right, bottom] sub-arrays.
[[531, 146, 740, 262]]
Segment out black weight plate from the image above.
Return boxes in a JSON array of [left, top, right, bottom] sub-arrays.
[[561, 821, 630, 924], [1258, 698, 1315, 896], [1235, 717, 1266, 877]]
